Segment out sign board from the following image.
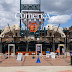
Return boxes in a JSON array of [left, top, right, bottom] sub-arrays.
[[46, 51, 50, 58], [46, 53, 50, 58], [17, 53, 23, 61], [50, 52, 55, 58], [21, 11, 44, 28], [21, 4, 40, 10]]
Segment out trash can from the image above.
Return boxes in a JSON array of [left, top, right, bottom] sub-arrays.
[[70, 51, 72, 65]]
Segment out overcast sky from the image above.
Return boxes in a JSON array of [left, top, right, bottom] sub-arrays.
[[0, 0, 72, 29]]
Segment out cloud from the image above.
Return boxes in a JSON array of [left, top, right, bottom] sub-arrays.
[[0, 0, 37, 29], [41, 0, 72, 15], [0, 0, 72, 29], [48, 15, 71, 24], [0, 11, 20, 29], [0, 0, 20, 29]]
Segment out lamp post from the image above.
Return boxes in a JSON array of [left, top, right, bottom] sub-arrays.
[[20, 0, 21, 31]]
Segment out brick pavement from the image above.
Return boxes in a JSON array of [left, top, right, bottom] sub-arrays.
[[0, 55, 71, 66]]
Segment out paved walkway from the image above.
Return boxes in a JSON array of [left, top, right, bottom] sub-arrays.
[[0, 66, 72, 72], [23, 56, 71, 66], [0, 55, 72, 72], [0, 55, 71, 66]]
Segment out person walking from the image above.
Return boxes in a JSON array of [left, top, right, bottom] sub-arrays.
[[56, 48, 60, 59], [62, 47, 65, 58]]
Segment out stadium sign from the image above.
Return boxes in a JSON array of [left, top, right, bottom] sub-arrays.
[[15, 12, 50, 20], [15, 11, 50, 27]]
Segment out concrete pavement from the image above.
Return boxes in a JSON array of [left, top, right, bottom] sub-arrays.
[[0, 66, 72, 72]]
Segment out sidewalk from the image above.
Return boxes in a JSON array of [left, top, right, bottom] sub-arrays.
[[0, 55, 71, 66], [0, 66, 72, 72]]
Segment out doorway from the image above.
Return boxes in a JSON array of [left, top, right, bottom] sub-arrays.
[[58, 44, 65, 55], [8, 44, 15, 59], [36, 44, 42, 58], [60, 46, 63, 54]]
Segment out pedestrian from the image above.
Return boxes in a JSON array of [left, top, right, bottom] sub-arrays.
[[56, 48, 60, 59], [62, 47, 65, 58]]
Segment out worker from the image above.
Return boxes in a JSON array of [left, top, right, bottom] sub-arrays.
[[56, 48, 60, 59]]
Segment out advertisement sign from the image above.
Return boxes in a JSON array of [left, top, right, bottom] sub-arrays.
[[17, 53, 23, 61], [21, 11, 44, 27], [51, 52, 55, 58]]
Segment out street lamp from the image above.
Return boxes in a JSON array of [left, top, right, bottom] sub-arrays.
[[20, 0, 21, 31]]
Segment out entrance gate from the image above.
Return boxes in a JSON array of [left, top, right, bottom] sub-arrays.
[[58, 44, 65, 54], [36, 44, 42, 58], [8, 44, 15, 59]]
